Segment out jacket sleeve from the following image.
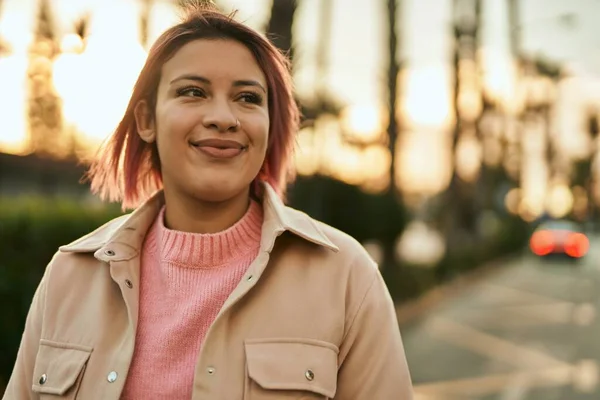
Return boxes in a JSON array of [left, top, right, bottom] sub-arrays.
[[3, 265, 48, 400], [335, 264, 414, 399]]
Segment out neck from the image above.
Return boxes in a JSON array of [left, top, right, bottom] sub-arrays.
[[162, 187, 251, 234]]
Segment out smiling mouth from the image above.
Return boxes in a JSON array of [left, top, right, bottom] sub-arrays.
[[189, 139, 248, 159]]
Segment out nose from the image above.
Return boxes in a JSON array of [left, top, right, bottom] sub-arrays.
[[202, 99, 239, 132]]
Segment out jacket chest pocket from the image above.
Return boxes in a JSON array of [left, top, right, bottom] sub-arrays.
[[244, 338, 338, 400], [31, 340, 92, 399]]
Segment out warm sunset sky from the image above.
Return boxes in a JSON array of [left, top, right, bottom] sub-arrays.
[[220, 0, 600, 103], [2, 0, 599, 105], [0, 0, 598, 152]]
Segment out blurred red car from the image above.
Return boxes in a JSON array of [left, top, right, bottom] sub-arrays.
[[529, 220, 589, 260]]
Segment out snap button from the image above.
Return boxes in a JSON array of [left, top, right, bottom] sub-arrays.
[[39, 374, 47, 385], [107, 371, 118, 383], [305, 369, 314, 381], [207, 367, 215, 375], [125, 279, 133, 288], [104, 249, 116, 257]]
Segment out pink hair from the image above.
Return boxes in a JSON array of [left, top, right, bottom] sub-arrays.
[[86, 7, 299, 210]]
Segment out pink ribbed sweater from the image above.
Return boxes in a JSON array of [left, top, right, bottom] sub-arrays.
[[121, 201, 263, 399]]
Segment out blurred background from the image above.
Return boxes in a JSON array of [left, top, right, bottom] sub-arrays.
[[1, 0, 600, 398]]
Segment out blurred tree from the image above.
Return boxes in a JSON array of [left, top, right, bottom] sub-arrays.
[[386, 0, 400, 197], [265, 0, 296, 61], [474, 0, 513, 220], [263, 0, 409, 293], [140, 0, 153, 48], [378, 0, 407, 276], [263, 0, 336, 121], [440, 0, 483, 273], [508, 0, 520, 58], [27, 0, 73, 159], [265, 0, 334, 220], [73, 14, 90, 40], [588, 113, 599, 225], [299, 0, 342, 120], [472, 0, 512, 217]]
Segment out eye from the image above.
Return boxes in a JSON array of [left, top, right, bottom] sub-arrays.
[[238, 92, 263, 105], [176, 87, 206, 98]]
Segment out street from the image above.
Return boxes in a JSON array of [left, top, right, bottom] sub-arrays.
[[400, 237, 600, 400]]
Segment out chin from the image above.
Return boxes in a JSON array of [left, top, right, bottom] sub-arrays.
[[189, 180, 249, 203]]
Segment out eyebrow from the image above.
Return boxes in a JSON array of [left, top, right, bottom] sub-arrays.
[[170, 74, 267, 94]]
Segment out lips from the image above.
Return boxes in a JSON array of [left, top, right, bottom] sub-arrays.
[[189, 138, 248, 159]]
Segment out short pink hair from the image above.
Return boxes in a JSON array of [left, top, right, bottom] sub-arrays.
[[87, 7, 299, 210]]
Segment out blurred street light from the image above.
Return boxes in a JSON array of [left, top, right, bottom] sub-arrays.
[[455, 129, 482, 182], [340, 103, 387, 144], [296, 111, 393, 193], [400, 65, 455, 130], [396, 220, 446, 266], [294, 127, 320, 177], [546, 182, 574, 218], [397, 131, 453, 196]]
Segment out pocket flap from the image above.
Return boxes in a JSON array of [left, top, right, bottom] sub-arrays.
[[245, 338, 338, 398], [32, 340, 92, 395]]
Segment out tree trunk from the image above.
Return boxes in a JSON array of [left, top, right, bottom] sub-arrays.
[[381, 0, 402, 272], [386, 0, 400, 198], [446, 0, 482, 239], [139, 0, 153, 49], [28, 0, 67, 159], [265, 0, 297, 60]]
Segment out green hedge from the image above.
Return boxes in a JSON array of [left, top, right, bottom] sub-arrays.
[[0, 198, 123, 388]]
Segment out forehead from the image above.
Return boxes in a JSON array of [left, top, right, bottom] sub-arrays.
[[161, 39, 266, 86]]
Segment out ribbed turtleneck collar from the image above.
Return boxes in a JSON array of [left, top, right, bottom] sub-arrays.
[[152, 201, 263, 269]]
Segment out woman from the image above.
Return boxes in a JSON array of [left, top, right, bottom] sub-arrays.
[[5, 6, 413, 400]]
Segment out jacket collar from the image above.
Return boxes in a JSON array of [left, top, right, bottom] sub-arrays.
[[60, 182, 338, 261], [260, 183, 338, 253]]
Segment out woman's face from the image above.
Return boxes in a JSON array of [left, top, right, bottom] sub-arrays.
[[136, 39, 269, 203]]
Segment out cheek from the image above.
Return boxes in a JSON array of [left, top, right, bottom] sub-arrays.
[[260, 126, 270, 152], [251, 114, 270, 151], [158, 105, 195, 137], [155, 106, 200, 155], [153, 109, 187, 163], [254, 130, 269, 163]]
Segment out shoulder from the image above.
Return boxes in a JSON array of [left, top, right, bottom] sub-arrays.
[[316, 220, 376, 268], [41, 214, 133, 300], [283, 205, 378, 278], [313, 219, 381, 295], [58, 213, 132, 253], [285, 208, 392, 330], [41, 213, 133, 282]]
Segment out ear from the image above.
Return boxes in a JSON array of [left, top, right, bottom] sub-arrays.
[[134, 100, 156, 143]]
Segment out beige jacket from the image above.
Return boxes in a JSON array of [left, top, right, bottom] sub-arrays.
[[4, 183, 413, 399]]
